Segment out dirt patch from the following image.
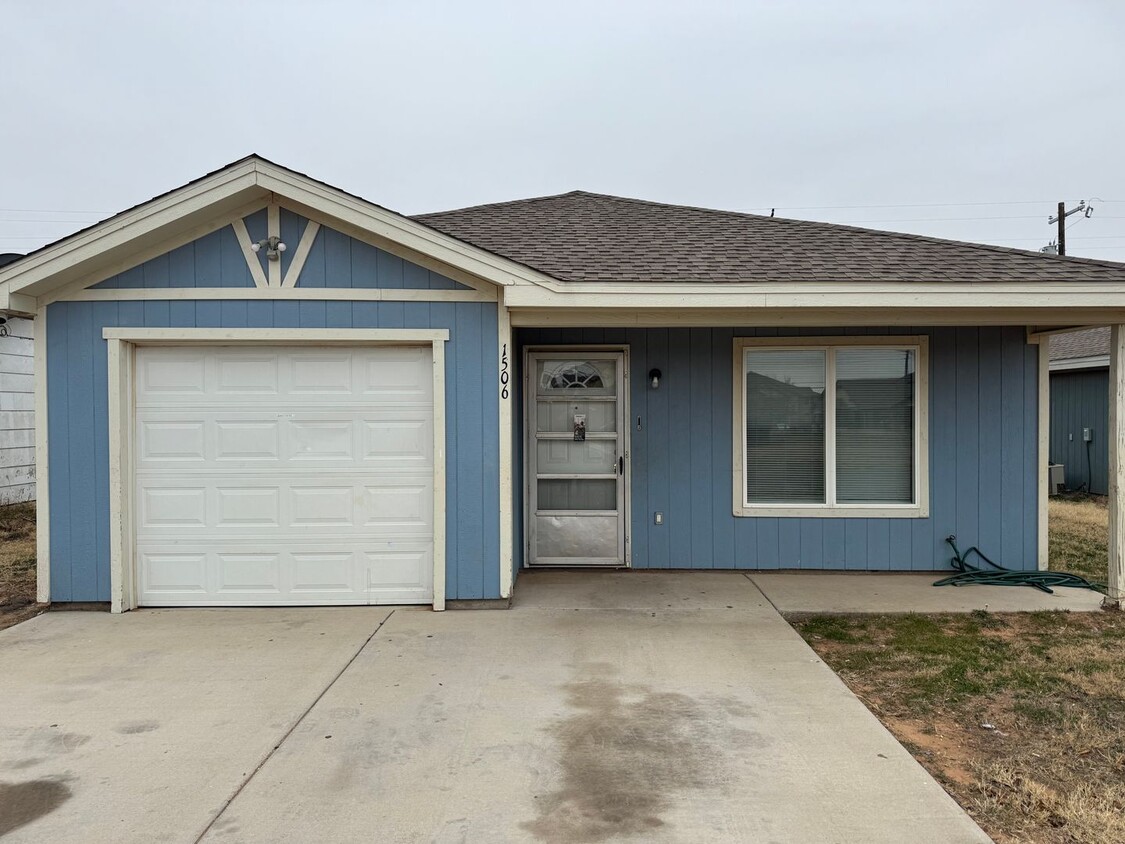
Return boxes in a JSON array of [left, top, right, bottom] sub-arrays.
[[0, 778, 72, 837], [793, 611, 1125, 844], [523, 662, 757, 843], [0, 502, 44, 632]]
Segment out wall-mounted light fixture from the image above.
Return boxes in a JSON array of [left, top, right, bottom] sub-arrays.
[[648, 368, 662, 389], [250, 236, 287, 261]]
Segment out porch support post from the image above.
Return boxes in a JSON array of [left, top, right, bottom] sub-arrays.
[[1107, 324, 1125, 609]]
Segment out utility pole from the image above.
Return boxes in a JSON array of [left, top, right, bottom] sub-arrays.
[[1058, 201, 1066, 257], [1047, 200, 1093, 256]]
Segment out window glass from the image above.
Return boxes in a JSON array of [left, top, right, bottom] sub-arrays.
[[835, 349, 915, 503], [744, 350, 826, 503]]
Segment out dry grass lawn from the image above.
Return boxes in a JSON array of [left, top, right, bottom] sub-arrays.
[[1049, 494, 1109, 583], [792, 496, 1122, 844], [0, 502, 41, 631]]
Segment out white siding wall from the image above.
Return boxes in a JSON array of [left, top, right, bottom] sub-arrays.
[[0, 317, 35, 503]]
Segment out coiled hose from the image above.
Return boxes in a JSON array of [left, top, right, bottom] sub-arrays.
[[932, 535, 1107, 595]]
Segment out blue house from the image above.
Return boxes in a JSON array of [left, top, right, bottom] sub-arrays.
[[1049, 327, 1111, 494], [1, 156, 1123, 611]]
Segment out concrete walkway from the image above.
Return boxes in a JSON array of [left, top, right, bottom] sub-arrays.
[[1, 575, 992, 843], [750, 571, 1106, 614]]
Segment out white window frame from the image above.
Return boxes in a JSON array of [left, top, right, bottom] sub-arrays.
[[732, 335, 930, 519]]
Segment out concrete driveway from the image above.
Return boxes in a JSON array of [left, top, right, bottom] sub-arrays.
[[1, 573, 991, 843]]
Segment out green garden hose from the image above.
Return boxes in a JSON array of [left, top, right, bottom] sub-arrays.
[[932, 535, 1107, 595]]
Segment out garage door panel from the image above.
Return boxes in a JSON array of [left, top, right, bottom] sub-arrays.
[[141, 552, 208, 595], [134, 411, 432, 470], [362, 483, 432, 529], [290, 486, 354, 527], [215, 354, 279, 394], [215, 420, 280, 461], [137, 347, 434, 406], [136, 544, 432, 605], [215, 487, 282, 527], [137, 477, 433, 536], [216, 553, 282, 593], [137, 352, 207, 398], [135, 345, 435, 607], [139, 421, 206, 462], [291, 552, 354, 592], [288, 420, 355, 461], [139, 487, 207, 529], [361, 418, 432, 464], [290, 353, 353, 394]]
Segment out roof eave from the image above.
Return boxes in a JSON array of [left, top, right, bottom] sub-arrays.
[[0, 157, 561, 314]]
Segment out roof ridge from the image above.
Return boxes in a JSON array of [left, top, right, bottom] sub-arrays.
[[413, 190, 588, 220], [419, 188, 1125, 273]]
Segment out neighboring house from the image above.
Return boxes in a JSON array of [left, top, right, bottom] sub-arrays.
[[1049, 327, 1110, 494], [0, 253, 34, 504], [0, 156, 1123, 612]]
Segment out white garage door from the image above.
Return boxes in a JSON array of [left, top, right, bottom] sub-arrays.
[[134, 345, 435, 606]]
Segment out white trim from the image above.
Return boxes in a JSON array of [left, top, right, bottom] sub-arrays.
[[0, 157, 555, 305], [102, 327, 449, 344], [497, 299, 514, 597], [3, 165, 263, 299], [33, 305, 49, 603], [432, 338, 447, 611], [282, 221, 321, 288], [28, 200, 271, 310], [106, 338, 135, 612], [231, 218, 270, 289], [1107, 325, 1125, 607], [267, 204, 282, 288], [254, 163, 553, 289], [273, 204, 500, 296], [509, 307, 1125, 329], [1038, 341, 1050, 570], [733, 335, 930, 519], [104, 327, 450, 612], [503, 284, 1125, 310], [1049, 355, 1110, 372], [60, 286, 496, 304], [1026, 324, 1103, 341]]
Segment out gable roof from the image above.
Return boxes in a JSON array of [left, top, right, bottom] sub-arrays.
[[1050, 327, 1110, 362], [415, 190, 1125, 284], [0, 155, 555, 312]]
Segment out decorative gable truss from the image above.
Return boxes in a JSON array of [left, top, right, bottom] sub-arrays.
[[82, 204, 487, 301], [0, 157, 561, 315], [230, 203, 318, 289]]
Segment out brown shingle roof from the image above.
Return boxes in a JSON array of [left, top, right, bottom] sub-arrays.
[[413, 190, 1125, 284], [1050, 327, 1111, 361]]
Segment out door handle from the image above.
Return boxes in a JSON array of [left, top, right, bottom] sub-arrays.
[[618, 456, 624, 475]]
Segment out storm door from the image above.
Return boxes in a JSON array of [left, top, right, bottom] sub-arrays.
[[526, 351, 627, 566]]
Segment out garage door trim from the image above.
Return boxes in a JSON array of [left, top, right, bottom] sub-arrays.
[[103, 328, 450, 612]]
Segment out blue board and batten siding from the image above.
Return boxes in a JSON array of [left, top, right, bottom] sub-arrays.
[[516, 326, 1040, 572], [1049, 368, 1110, 495], [47, 213, 498, 603]]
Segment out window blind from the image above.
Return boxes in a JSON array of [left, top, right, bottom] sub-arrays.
[[745, 350, 826, 503], [835, 348, 914, 503]]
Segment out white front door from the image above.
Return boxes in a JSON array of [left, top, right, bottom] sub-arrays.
[[526, 351, 628, 566], [133, 345, 435, 606]]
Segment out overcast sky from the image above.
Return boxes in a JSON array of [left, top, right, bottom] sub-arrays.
[[3, 1, 1124, 260]]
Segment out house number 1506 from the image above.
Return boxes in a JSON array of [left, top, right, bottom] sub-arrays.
[[500, 343, 510, 399]]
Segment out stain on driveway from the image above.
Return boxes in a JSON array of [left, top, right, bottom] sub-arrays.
[[0, 778, 72, 837], [523, 662, 757, 843]]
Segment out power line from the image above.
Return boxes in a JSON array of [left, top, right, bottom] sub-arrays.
[[733, 198, 1125, 212], [0, 207, 110, 215]]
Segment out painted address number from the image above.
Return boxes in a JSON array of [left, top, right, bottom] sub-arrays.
[[500, 343, 510, 399]]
